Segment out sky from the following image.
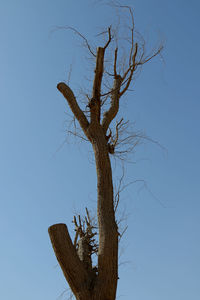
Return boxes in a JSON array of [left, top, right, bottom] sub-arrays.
[[0, 0, 200, 299]]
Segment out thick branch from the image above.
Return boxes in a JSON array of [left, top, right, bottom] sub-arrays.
[[48, 224, 90, 297], [114, 48, 118, 77], [102, 75, 122, 133], [57, 83, 90, 138], [90, 28, 112, 124], [90, 47, 105, 124]]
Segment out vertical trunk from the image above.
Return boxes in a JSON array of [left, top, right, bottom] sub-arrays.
[[49, 126, 119, 300], [91, 126, 119, 300]]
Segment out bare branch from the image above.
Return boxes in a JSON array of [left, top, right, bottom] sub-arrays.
[[67, 63, 73, 85], [89, 27, 113, 125], [122, 43, 138, 81], [86, 207, 91, 224], [57, 83, 90, 138], [113, 118, 123, 146], [90, 46, 106, 124], [104, 27, 112, 49], [67, 130, 89, 142], [102, 75, 122, 133], [118, 225, 128, 242], [48, 224, 90, 296], [73, 216, 79, 247], [114, 48, 118, 77], [78, 215, 82, 228], [114, 165, 125, 212], [137, 44, 164, 65], [53, 26, 96, 57], [129, 27, 134, 66], [108, 118, 124, 154], [120, 43, 138, 97]]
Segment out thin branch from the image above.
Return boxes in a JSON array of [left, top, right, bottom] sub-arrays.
[[67, 130, 89, 142], [53, 26, 96, 57], [114, 165, 125, 212], [137, 45, 164, 65], [86, 207, 91, 224], [120, 43, 138, 97], [129, 27, 134, 66], [67, 63, 73, 85], [122, 43, 138, 81], [118, 225, 128, 242], [108, 118, 124, 154], [104, 27, 112, 49]]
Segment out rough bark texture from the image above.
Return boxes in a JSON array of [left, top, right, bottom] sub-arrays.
[[48, 224, 91, 298], [49, 129, 118, 299], [92, 128, 118, 300]]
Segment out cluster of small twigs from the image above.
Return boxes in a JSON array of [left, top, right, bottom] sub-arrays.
[[72, 208, 98, 257]]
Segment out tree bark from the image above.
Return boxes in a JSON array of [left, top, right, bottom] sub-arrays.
[[91, 126, 119, 300], [48, 124, 118, 300], [48, 224, 93, 299]]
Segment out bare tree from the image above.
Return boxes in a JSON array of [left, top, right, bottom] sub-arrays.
[[48, 5, 163, 300]]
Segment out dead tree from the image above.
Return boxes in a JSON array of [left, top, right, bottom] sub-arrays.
[[48, 6, 162, 300]]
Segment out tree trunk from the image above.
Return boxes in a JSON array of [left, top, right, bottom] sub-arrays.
[[49, 123, 118, 300], [91, 125, 118, 300]]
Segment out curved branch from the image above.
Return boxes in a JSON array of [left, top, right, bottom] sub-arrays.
[[54, 26, 96, 57], [104, 26, 112, 49], [137, 44, 163, 65], [120, 43, 138, 97], [57, 82, 90, 138], [102, 75, 122, 133]]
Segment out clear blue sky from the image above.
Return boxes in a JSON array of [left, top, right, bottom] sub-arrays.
[[0, 0, 199, 299]]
